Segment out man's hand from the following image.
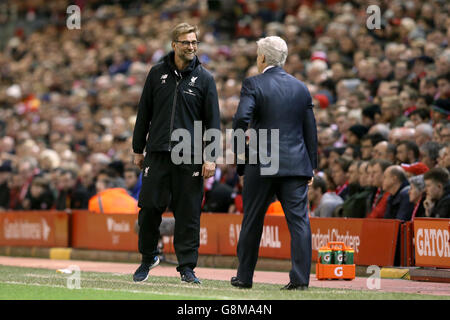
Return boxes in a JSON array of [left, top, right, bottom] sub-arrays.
[[423, 197, 435, 217], [22, 199, 30, 210], [202, 161, 216, 179], [134, 153, 145, 170]]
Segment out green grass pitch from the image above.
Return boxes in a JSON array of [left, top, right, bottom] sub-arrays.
[[0, 265, 447, 300]]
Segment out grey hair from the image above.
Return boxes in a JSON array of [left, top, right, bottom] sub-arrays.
[[370, 123, 390, 140], [416, 123, 433, 138], [420, 141, 442, 162], [256, 36, 288, 67], [440, 51, 450, 64], [409, 174, 425, 192], [105, 177, 126, 189]]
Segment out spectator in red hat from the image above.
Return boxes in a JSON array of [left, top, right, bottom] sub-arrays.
[[400, 162, 429, 178], [311, 51, 328, 63], [314, 94, 329, 109]]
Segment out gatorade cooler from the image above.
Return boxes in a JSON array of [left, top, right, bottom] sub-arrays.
[[318, 245, 332, 264], [332, 247, 343, 265], [316, 242, 355, 280], [343, 247, 354, 265]]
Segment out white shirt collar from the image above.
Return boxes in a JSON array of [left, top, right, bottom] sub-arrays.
[[262, 65, 275, 73]]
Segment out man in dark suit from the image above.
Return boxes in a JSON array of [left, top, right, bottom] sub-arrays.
[[231, 36, 318, 290]]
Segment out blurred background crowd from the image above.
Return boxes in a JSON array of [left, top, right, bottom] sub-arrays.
[[0, 0, 449, 220]]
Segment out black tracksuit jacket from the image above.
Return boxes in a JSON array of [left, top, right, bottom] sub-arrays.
[[132, 51, 220, 158]]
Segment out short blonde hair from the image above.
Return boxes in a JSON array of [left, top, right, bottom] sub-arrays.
[[171, 23, 199, 42], [39, 149, 61, 169]]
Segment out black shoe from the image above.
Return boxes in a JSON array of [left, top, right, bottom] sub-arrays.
[[230, 276, 252, 289], [180, 269, 201, 284], [281, 282, 308, 291], [133, 256, 160, 282]]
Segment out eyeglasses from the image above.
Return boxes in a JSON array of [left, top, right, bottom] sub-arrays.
[[175, 40, 200, 47]]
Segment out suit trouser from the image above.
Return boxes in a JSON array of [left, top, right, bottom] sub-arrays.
[[137, 152, 204, 272], [237, 164, 312, 286]]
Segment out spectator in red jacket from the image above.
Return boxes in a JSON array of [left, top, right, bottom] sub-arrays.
[[366, 159, 392, 218], [330, 157, 351, 201]]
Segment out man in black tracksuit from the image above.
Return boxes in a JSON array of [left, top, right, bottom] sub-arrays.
[[132, 23, 220, 284]]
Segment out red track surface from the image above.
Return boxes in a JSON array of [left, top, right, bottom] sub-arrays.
[[1, 256, 449, 297]]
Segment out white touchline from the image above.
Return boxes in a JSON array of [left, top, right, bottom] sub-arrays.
[[0, 280, 238, 300], [19, 273, 250, 293]]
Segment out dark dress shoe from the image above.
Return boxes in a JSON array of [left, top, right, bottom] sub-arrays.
[[281, 282, 308, 291], [230, 276, 252, 289]]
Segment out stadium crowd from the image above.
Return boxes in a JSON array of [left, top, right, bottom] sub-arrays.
[[0, 0, 449, 220]]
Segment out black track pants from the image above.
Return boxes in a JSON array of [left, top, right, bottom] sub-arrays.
[[137, 152, 204, 272]]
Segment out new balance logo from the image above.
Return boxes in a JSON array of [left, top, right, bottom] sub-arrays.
[[192, 171, 200, 177], [184, 89, 196, 96], [161, 74, 168, 84]]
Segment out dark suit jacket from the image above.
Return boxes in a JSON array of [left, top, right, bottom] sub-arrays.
[[232, 66, 318, 177], [384, 181, 415, 221]]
